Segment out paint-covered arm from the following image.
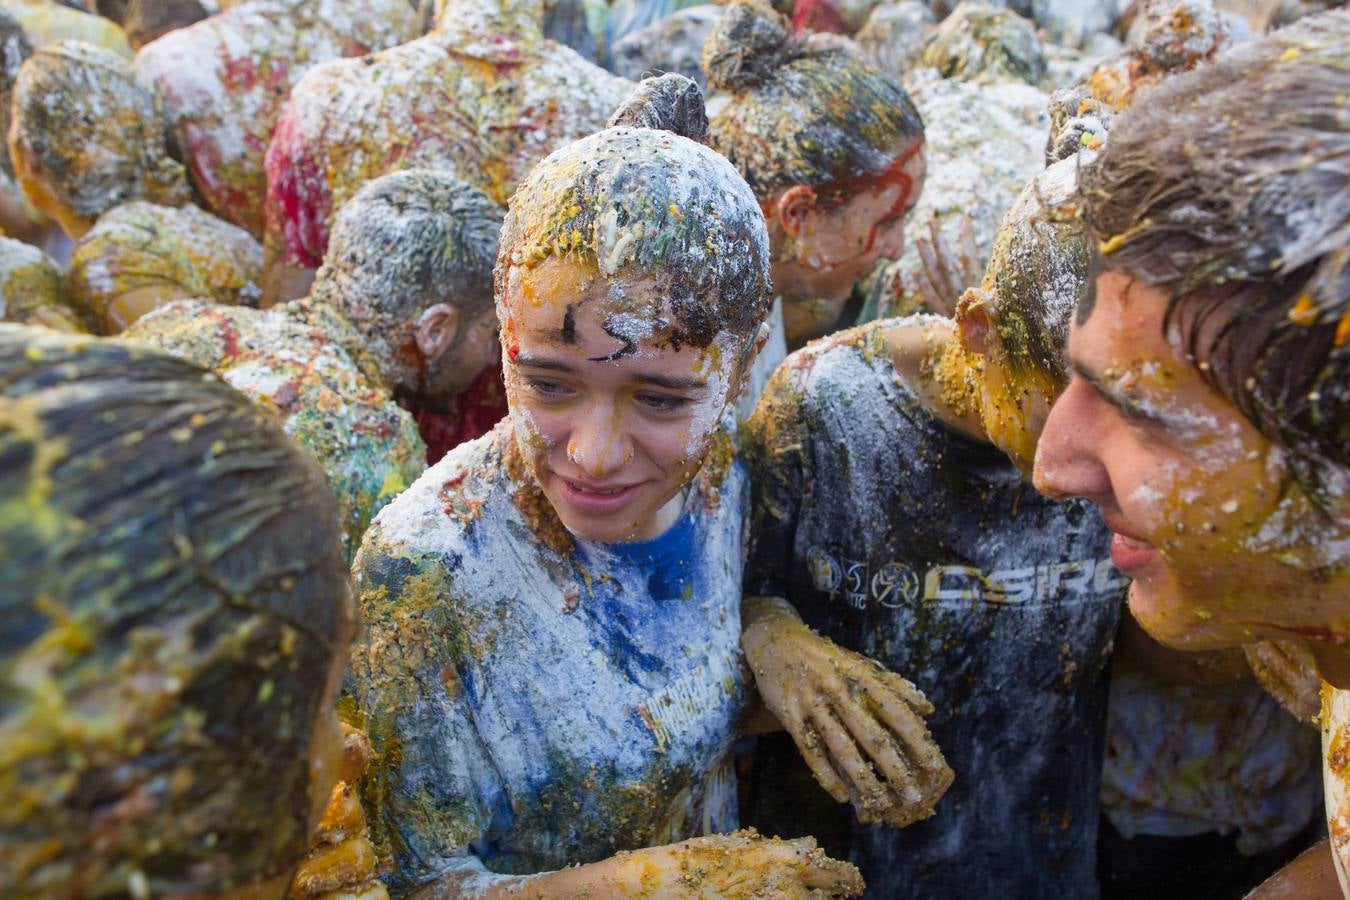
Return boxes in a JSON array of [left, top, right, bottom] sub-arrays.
[[1245, 838, 1343, 900], [738, 361, 953, 828], [346, 528, 512, 895], [407, 830, 865, 899]]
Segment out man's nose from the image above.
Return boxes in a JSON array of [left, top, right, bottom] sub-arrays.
[[1033, 379, 1112, 501]]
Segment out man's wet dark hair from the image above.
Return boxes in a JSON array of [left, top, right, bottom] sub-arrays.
[[1078, 10, 1350, 477], [0, 326, 353, 895]]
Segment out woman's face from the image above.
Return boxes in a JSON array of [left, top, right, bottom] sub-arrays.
[[499, 257, 747, 543], [772, 143, 926, 309]]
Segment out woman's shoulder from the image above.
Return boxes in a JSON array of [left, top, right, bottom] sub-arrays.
[[360, 420, 519, 562]]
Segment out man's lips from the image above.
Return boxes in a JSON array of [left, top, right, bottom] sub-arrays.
[[1100, 512, 1159, 573]]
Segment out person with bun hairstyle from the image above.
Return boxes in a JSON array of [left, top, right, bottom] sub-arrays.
[[704, 0, 926, 348], [346, 75, 909, 897], [0, 324, 358, 897]]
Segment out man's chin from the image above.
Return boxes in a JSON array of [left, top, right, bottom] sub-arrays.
[[1127, 581, 1244, 651]]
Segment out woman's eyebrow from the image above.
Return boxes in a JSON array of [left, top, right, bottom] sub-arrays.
[[514, 354, 575, 373], [633, 373, 708, 390]]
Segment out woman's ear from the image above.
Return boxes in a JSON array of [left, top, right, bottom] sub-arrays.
[[415, 303, 460, 361], [731, 321, 773, 401], [775, 185, 818, 238], [955, 288, 999, 358]]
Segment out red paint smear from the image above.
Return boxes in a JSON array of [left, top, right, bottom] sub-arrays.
[[264, 106, 332, 269], [506, 341, 520, 362], [793, 0, 848, 35], [410, 364, 509, 464]]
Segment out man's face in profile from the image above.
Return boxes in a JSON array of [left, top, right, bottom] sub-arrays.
[[1032, 270, 1342, 651]]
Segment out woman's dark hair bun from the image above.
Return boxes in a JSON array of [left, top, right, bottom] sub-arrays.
[[702, 0, 795, 92], [606, 72, 709, 144]]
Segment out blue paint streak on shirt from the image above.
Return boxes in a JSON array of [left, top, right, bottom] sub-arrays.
[[576, 513, 703, 681]]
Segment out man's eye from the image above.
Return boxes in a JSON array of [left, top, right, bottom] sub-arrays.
[[636, 393, 690, 412]]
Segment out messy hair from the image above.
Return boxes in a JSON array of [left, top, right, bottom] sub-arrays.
[[496, 73, 772, 348], [311, 169, 502, 332], [704, 0, 924, 200], [9, 41, 190, 222], [1078, 10, 1350, 474], [967, 153, 1089, 386], [0, 326, 352, 894]]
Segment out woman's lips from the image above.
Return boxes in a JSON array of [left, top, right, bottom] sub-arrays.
[[1110, 530, 1159, 573], [558, 477, 644, 515]]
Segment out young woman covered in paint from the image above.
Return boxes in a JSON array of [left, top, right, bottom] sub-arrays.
[[1023, 13, 1349, 897], [0, 324, 356, 897], [134, 0, 420, 239], [704, 0, 926, 349], [347, 75, 871, 897], [125, 169, 502, 561], [741, 153, 1126, 898], [261, 0, 632, 305]]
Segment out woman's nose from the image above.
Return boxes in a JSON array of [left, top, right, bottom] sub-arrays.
[[566, 403, 632, 478]]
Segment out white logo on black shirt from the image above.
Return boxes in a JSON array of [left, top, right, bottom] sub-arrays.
[[807, 546, 1127, 610]]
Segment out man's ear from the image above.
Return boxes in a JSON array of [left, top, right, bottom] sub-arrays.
[[415, 303, 460, 361], [775, 185, 818, 239], [956, 288, 998, 358]]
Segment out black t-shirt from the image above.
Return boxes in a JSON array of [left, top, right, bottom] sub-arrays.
[[742, 320, 1125, 899]]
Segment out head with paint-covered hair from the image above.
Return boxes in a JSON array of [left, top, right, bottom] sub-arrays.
[[0, 325, 354, 898], [496, 73, 772, 543], [954, 153, 1091, 474], [310, 168, 503, 409], [1033, 11, 1350, 654], [704, 0, 925, 336], [8, 41, 191, 239]]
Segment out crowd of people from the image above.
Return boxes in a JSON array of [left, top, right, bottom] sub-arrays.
[[0, 0, 1346, 897]]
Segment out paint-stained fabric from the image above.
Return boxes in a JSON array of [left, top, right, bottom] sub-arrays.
[[1102, 659, 1320, 855], [125, 298, 425, 561], [262, 9, 630, 270], [742, 318, 1124, 899], [134, 0, 419, 237], [350, 420, 750, 892]]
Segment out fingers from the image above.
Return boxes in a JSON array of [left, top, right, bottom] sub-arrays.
[[798, 848, 866, 897], [1245, 640, 1322, 722], [865, 661, 935, 715], [785, 712, 852, 804], [831, 691, 923, 805], [957, 213, 981, 280], [862, 681, 951, 786], [811, 707, 890, 816]]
